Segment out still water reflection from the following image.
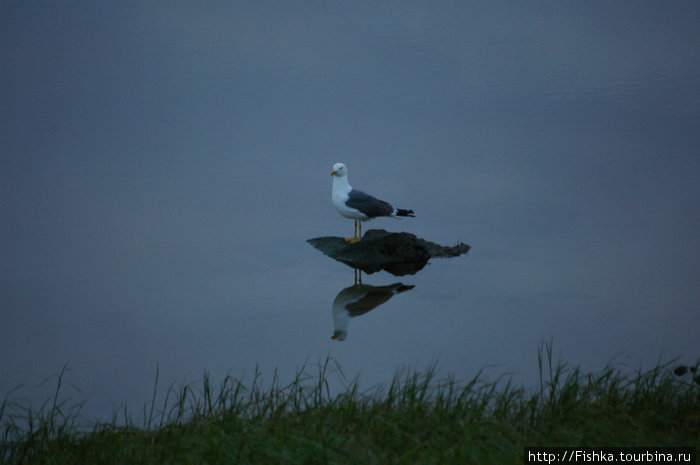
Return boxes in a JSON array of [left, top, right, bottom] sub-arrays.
[[331, 272, 415, 342], [311, 228, 468, 342]]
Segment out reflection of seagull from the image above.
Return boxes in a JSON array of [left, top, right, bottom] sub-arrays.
[[331, 163, 414, 243], [332, 283, 415, 341]]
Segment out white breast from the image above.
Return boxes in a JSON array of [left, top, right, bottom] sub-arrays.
[[332, 178, 368, 220]]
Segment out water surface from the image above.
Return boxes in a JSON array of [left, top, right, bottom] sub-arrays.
[[2, 2, 699, 422]]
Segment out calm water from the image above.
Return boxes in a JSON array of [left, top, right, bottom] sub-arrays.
[[2, 3, 699, 422]]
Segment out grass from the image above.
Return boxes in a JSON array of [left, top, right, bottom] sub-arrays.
[[2, 344, 698, 465]]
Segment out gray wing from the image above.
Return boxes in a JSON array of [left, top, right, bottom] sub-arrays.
[[345, 283, 414, 316], [345, 285, 395, 315], [346, 189, 394, 218]]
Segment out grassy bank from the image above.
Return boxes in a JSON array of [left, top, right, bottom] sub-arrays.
[[2, 348, 699, 464]]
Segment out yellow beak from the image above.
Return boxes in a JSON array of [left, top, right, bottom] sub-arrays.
[[330, 170, 337, 176]]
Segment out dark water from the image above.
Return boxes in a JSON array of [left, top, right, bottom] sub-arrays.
[[2, 2, 699, 422]]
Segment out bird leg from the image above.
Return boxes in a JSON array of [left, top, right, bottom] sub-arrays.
[[345, 220, 356, 242], [345, 220, 362, 242], [354, 267, 363, 284]]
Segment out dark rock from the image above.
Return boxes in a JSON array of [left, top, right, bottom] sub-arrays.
[[307, 229, 470, 276]]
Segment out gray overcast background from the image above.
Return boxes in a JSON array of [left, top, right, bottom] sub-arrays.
[[2, 2, 699, 420]]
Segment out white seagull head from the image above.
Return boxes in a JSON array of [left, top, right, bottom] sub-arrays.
[[330, 162, 347, 177]]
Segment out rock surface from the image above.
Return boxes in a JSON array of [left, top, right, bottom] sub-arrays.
[[307, 229, 470, 276]]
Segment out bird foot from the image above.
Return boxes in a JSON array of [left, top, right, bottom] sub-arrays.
[[345, 237, 362, 243]]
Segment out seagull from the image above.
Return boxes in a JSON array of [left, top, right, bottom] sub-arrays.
[[331, 282, 415, 341], [330, 162, 414, 242]]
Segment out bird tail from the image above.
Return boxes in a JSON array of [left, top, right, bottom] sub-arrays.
[[395, 208, 415, 217]]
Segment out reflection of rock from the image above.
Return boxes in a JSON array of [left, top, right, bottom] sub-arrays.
[[308, 229, 470, 276], [332, 282, 415, 341]]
